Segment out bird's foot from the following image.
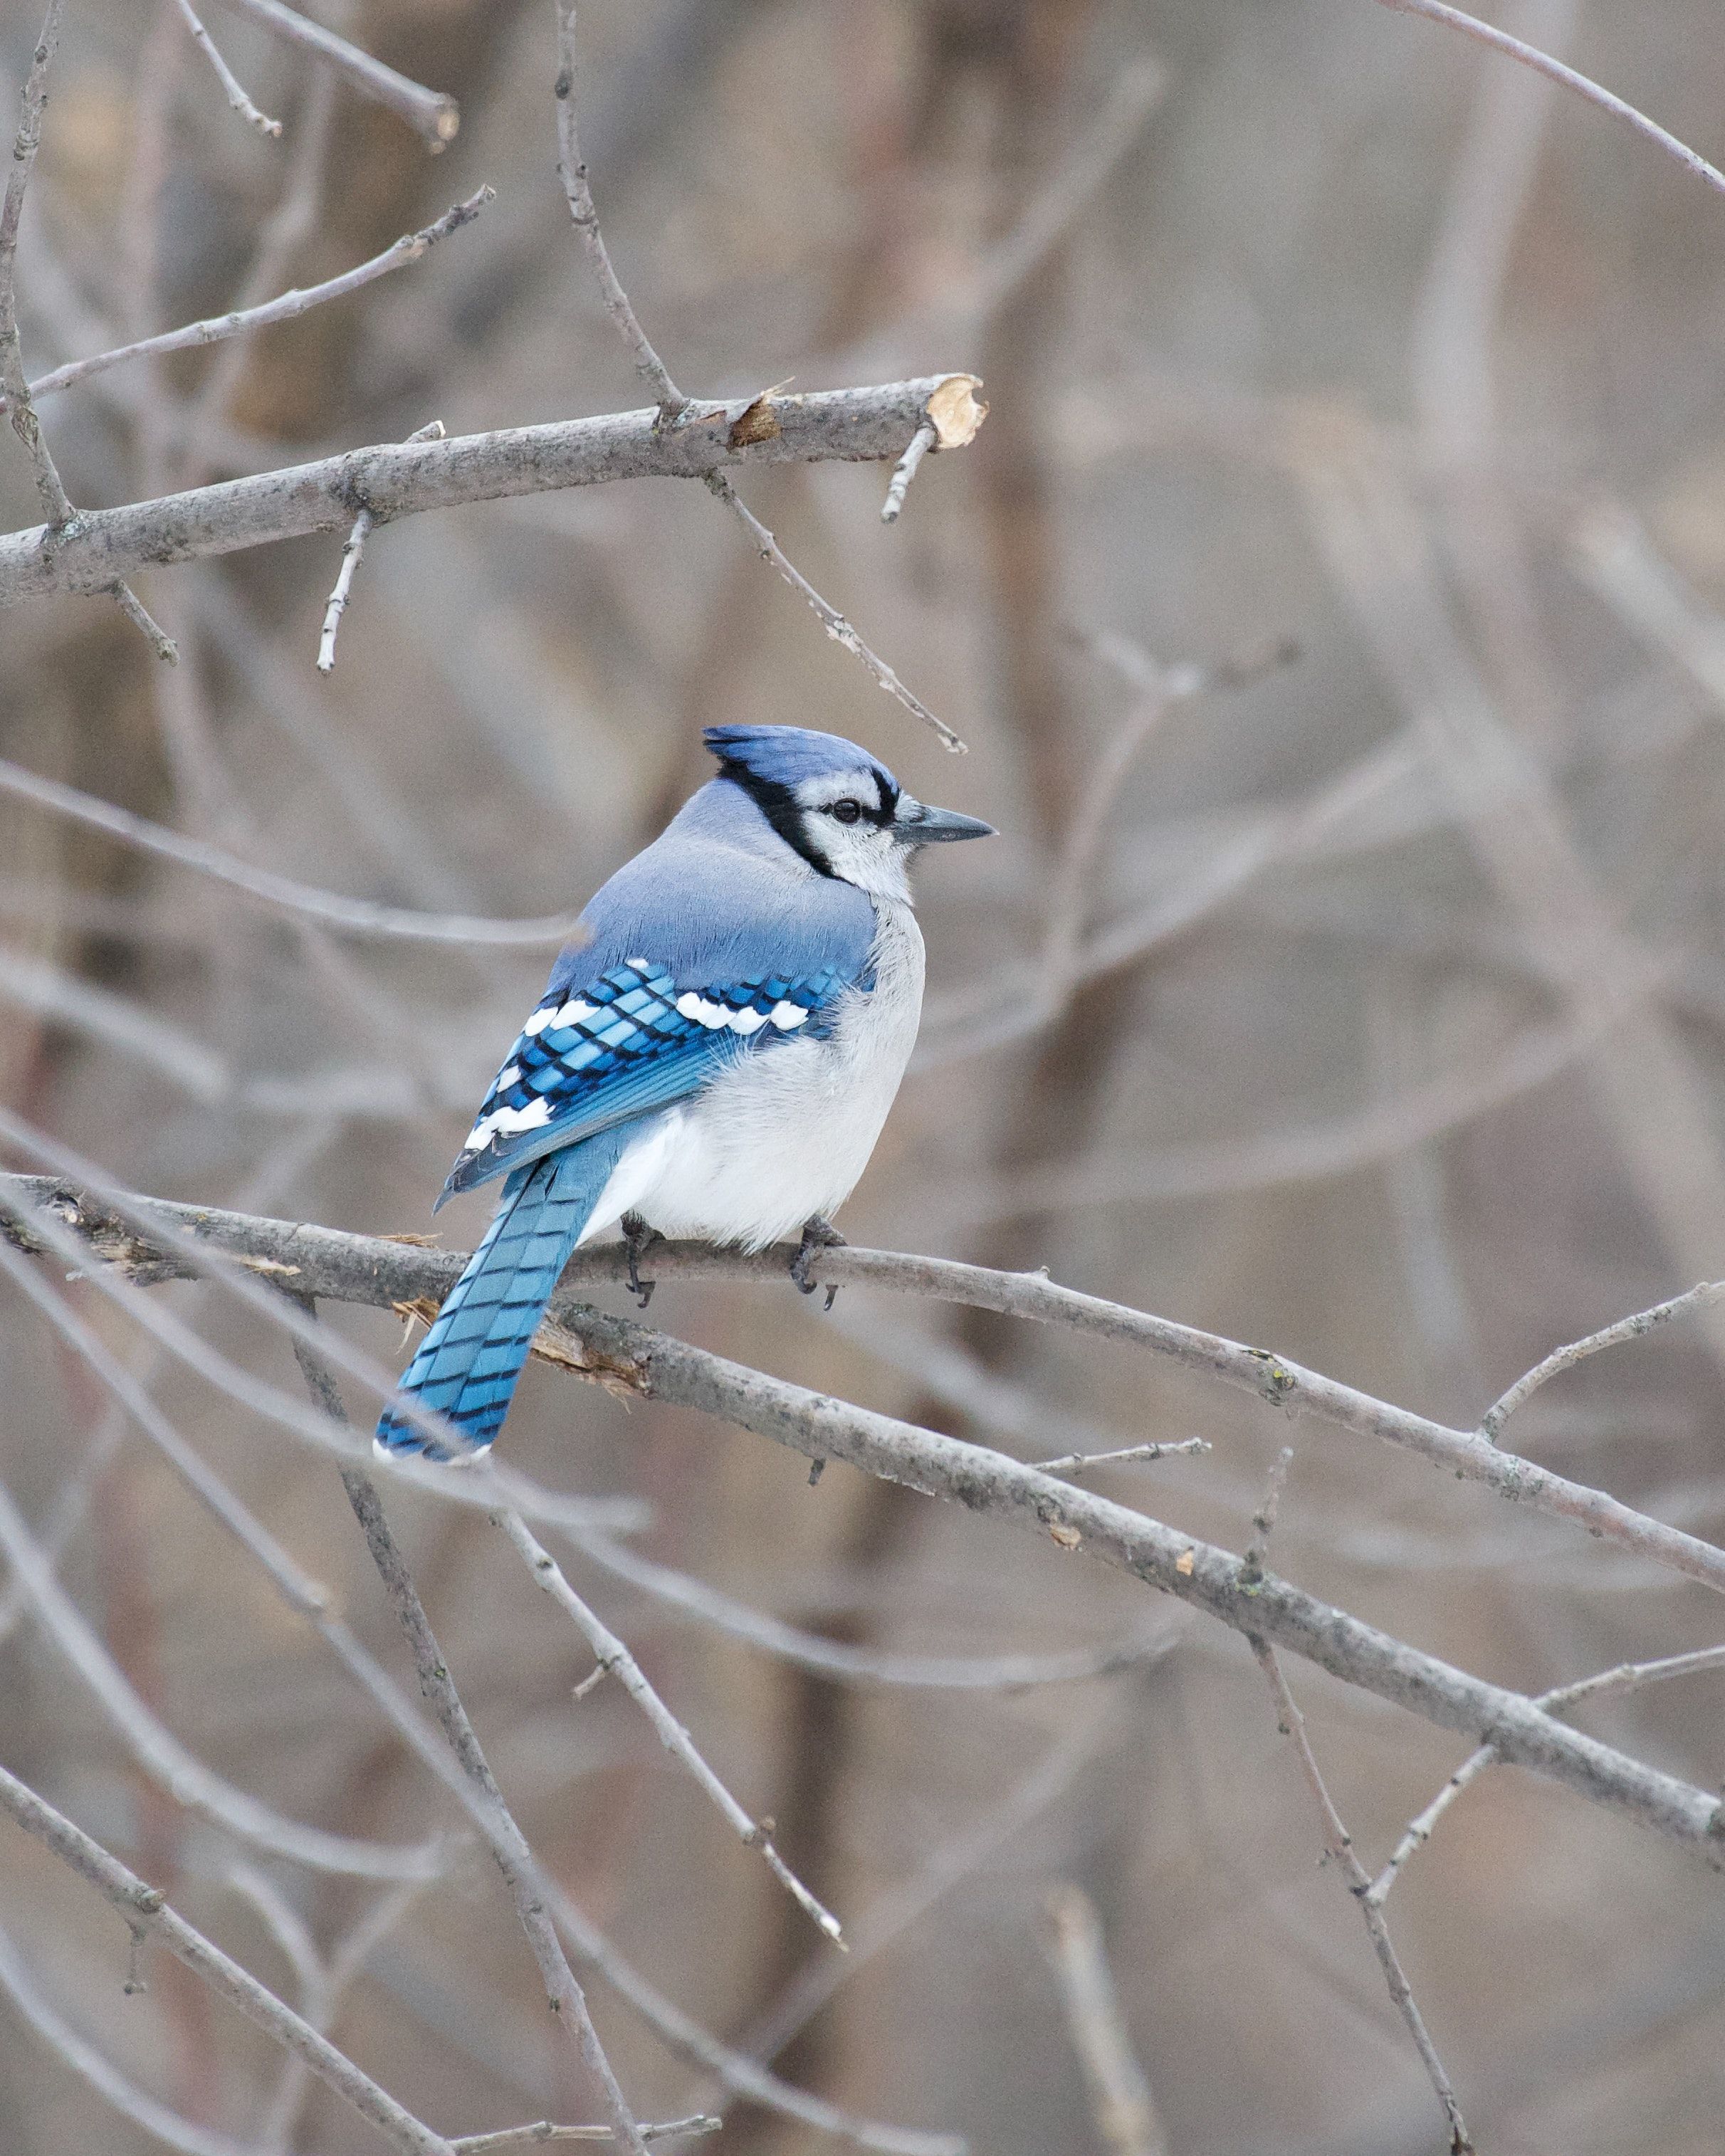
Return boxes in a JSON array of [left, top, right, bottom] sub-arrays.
[[791, 1216, 846, 1311], [620, 1211, 664, 1308]]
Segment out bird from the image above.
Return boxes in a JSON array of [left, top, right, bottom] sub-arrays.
[[375, 723, 993, 1460]]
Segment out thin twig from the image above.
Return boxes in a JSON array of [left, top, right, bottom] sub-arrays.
[[319, 421, 445, 673], [451, 2117, 722, 2152], [1252, 1641, 1475, 2154], [1369, 1641, 1725, 1906], [1030, 1438, 1210, 1478], [16, 194, 492, 408], [493, 1510, 844, 1945], [288, 1324, 654, 2156], [0, 757, 582, 945], [1370, 0, 1725, 199], [0, 2, 174, 656], [705, 471, 965, 751], [548, 0, 965, 750], [1239, 1444, 1296, 1589], [173, 0, 280, 137], [1040, 1886, 1166, 2156], [210, 0, 458, 148], [0, 1764, 458, 2156], [552, 0, 684, 421], [1479, 1280, 1725, 1440], [880, 419, 935, 522]]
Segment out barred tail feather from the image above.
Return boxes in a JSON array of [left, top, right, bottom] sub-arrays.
[[375, 1130, 631, 1459]]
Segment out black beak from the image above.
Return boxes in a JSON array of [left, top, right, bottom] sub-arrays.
[[894, 796, 996, 846]]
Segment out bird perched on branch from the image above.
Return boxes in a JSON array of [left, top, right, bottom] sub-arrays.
[[377, 724, 992, 1459]]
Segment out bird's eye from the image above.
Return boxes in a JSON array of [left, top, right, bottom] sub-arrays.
[[829, 799, 864, 824]]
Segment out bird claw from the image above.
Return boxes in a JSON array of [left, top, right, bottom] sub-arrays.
[[620, 1211, 663, 1308], [791, 1216, 845, 1308]]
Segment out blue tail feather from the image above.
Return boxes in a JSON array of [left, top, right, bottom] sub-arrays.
[[376, 1130, 634, 1459]]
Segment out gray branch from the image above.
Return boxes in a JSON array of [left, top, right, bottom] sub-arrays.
[[4, 1174, 1724, 1861], [0, 377, 982, 606]]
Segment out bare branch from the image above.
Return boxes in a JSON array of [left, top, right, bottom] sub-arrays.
[[1030, 1438, 1210, 1478], [0, 1, 172, 656], [1040, 1886, 1166, 2156], [1479, 1281, 1725, 1441], [209, 0, 458, 149], [1370, 0, 1725, 199], [705, 471, 967, 751], [173, 0, 280, 138], [319, 421, 446, 672], [15, 194, 492, 409], [494, 1509, 844, 1944], [0, 756, 583, 944], [452, 2125, 721, 2154], [566, 1522, 1174, 1689], [0, 1463, 446, 1881], [880, 419, 935, 523], [1370, 1641, 1725, 1907], [552, 0, 683, 420], [289, 1329, 653, 2156], [7, 1175, 1725, 1857], [0, 377, 982, 605], [1252, 1642, 1474, 2153], [0, 1763, 460, 2156], [0, 1915, 257, 2156]]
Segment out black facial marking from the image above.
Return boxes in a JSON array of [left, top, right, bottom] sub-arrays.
[[714, 759, 898, 874]]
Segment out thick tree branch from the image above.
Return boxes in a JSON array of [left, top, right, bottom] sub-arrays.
[[0, 378, 982, 606], [4, 1175, 1724, 1860]]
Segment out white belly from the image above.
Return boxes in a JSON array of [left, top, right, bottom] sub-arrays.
[[577, 903, 924, 1251]]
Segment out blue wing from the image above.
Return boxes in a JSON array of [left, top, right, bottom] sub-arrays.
[[439, 955, 859, 1202]]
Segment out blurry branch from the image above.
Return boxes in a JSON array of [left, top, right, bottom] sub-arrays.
[[1040, 1885, 1167, 2156], [0, 1915, 257, 2156], [0, 1764, 460, 2156], [1370, 0, 1725, 199], [1253, 1642, 1474, 2154], [173, 0, 280, 139], [0, 1466, 448, 1881], [494, 1509, 845, 1943], [1479, 1281, 1725, 1442], [548, 0, 971, 749], [0, 757, 585, 945], [210, 0, 459, 149], [0, 377, 982, 604], [723, 1708, 1111, 2098], [320, 420, 447, 673], [1370, 1641, 1725, 1907], [7, 1179, 1725, 1856], [293, 1351, 654, 2156], [11, 194, 492, 410], [1569, 500, 1725, 712], [451, 2125, 720, 2152], [566, 1521, 1174, 1688], [0, 2, 175, 661]]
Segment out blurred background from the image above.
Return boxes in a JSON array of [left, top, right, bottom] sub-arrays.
[[4, 0, 1725, 2150]]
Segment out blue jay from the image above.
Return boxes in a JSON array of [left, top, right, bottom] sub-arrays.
[[377, 725, 992, 1459]]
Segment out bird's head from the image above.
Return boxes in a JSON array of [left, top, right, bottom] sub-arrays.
[[703, 725, 992, 900]]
